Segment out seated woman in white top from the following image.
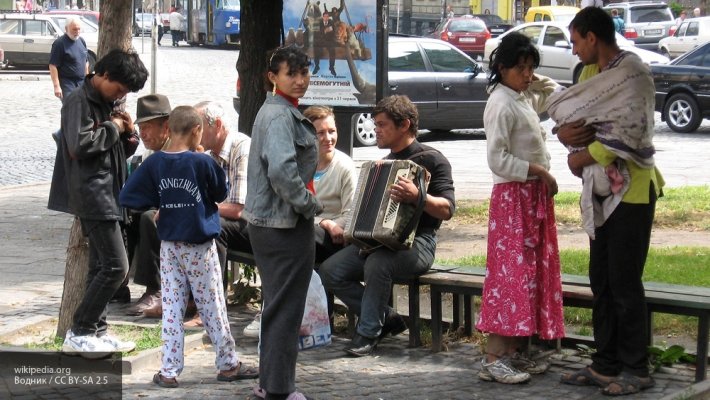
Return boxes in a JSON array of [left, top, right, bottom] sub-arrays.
[[303, 105, 357, 263]]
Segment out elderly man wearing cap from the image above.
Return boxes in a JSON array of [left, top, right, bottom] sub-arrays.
[[120, 94, 173, 315]]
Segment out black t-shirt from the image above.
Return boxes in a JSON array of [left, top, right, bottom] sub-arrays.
[[387, 140, 456, 231], [49, 35, 88, 81]]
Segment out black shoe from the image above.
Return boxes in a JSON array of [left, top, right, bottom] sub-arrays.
[[312, 66, 320, 75], [345, 333, 378, 357], [110, 285, 131, 304], [330, 67, 336, 76], [379, 312, 407, 340]]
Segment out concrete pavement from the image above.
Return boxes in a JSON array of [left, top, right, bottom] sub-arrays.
[[0, 182, 706, 399]]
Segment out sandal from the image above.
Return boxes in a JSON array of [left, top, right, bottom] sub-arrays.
[[152, 372, 179, 388], [602, 372, 655, 396], [217, 361, 259, 381], [560, 367, 614, 387]]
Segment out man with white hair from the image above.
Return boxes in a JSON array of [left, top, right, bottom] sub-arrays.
[[49, 18, 88, 101], [694, 7, 702, 17]]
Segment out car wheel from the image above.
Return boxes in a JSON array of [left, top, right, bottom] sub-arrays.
[[661, 48, 671, 60], [353, 113, 377, 147], [87, 52, 97, 73], [663, 93, 702, 133]]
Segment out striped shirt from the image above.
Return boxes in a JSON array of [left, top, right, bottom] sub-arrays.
[[210, 131, 250, 205]]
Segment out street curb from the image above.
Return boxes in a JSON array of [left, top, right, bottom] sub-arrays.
[[660, 379, 710, 400], [0, 74, 49, 81]]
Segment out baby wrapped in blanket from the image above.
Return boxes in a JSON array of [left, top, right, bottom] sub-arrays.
[[546, 51, 656, 239]]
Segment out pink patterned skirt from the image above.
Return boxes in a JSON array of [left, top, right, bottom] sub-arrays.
[[475, 180, 565, 340]]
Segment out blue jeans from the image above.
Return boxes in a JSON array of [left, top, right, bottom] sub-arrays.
[[319, 233, 436, 338], [72, 219, 129, 336]]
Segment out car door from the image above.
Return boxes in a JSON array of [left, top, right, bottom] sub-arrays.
[[388, 40, 438, 126], [684, 45, 710, 111], [680, 21, 700, 56], [22, 19, 57, 66], [419, 40, 488, 130], [0, 19, 25, 64], [537, 24, 575, 84]]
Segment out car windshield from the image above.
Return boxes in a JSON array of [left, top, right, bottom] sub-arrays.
[[448, 19, 486, 33], [52, 17, 98, 33], [222, 0, 240, 11], [630, 7, 673, 23], [136, 13, 152, 21]]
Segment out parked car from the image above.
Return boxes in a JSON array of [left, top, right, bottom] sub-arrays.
[[658, 16, 710, 59], [45, 14, 99, 43], [133, 12, 153, 37], [429, 15, 490, 58], [470, 13, 513, 38], [524, 6, 580, 24], [232, 36, 488, 147], [652, 41, 710, 133], [603, 2, 675, 51], [44, 9, 100, 25], [0, 12, 98, 69], [483, 21, 669, 85]]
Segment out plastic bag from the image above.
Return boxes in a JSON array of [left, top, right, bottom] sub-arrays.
[[298, 271, 332, 350]]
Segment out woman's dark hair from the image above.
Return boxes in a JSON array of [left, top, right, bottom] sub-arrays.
[[93, 49, 148, 92], [265, 45, 310, 91], [487, 32, 540, 90]]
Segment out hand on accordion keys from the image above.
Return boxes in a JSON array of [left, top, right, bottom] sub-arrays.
[[389, 176, 420, 204]]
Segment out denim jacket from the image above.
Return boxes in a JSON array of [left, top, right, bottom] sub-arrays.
[[244, 94, 322, 228]]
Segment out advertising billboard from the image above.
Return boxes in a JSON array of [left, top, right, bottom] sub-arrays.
[[282, 0, 378, 108]]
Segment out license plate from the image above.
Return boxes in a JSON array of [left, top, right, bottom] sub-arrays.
[[460, 37, 477, 43], [645, 29, 662, 36]]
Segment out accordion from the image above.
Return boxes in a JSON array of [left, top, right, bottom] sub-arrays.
[[344, 160, 430, 251]]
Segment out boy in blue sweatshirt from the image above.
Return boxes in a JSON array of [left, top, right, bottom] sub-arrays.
[[120, 106, 258, 388]]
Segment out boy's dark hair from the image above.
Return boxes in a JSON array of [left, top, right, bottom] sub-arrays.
[[487, 32, 540, 89], [265, 45, 310, 91], [93, 49, 148, 92], [373, 95, 419, 135], [569, 6, 616, 46], [169, 106, 203, 136]]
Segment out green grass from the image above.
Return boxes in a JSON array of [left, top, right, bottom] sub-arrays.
[[453, 185, 710, 231]]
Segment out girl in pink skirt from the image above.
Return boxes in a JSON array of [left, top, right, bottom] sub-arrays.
[[475, 32, 565, 384]]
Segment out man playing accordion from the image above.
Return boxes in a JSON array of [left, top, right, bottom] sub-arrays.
[[319, 95, 456, 356]]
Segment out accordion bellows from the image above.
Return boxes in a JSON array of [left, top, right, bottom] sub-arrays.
[[345, 160, 430, 251]]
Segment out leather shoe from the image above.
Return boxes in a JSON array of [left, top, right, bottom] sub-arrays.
[[110, 285, 131, 304], [125, 291, 160, 316], [312, 66, 320, 75], [141, 301, 163, 318], [379, 312, 407, 340], [344, 333, 379, 357]]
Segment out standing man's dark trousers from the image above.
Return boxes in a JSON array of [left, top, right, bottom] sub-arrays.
[[59, 78, 83, 101], [248, 217, 314, 396], [589, 186, 657, 378], [170, 29, 180, 46], [72, 219, 129, 336]]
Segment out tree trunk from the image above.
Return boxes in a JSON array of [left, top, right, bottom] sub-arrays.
[[56, 218, 89, 339], [98, 0, 135, 57], [56, 1, 134, 339], [237, 0, 284, 136]]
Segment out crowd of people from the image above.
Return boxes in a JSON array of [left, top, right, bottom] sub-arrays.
[[47, 5, 663, 399]]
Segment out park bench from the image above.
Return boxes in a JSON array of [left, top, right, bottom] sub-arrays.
[[226, 249, 429, 347], [420, 266, 710, 382]]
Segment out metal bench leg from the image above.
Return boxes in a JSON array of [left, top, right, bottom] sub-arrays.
[[408, 281, 421, 347], [430, 287, 442, 353], [696, 313, 709, 382]]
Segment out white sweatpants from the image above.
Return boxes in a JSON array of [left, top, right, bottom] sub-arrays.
[[159, 240, 238, 378]]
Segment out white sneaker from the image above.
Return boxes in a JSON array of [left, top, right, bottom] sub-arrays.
[[62, 330, 115, 359], [478, 357, 531, 384], [100, 334, 136, 352], [243, 312, 261, 338]]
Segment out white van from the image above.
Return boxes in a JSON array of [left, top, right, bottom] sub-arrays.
[[658, 16, 710, 59]]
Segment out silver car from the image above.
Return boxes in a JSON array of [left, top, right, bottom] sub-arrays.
[[353, 35, 487, 146], [483, 21, 669, 85], [0, 12, 98, 68]]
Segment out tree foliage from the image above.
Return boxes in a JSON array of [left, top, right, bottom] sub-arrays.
[[237, 0, 284, 136]]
